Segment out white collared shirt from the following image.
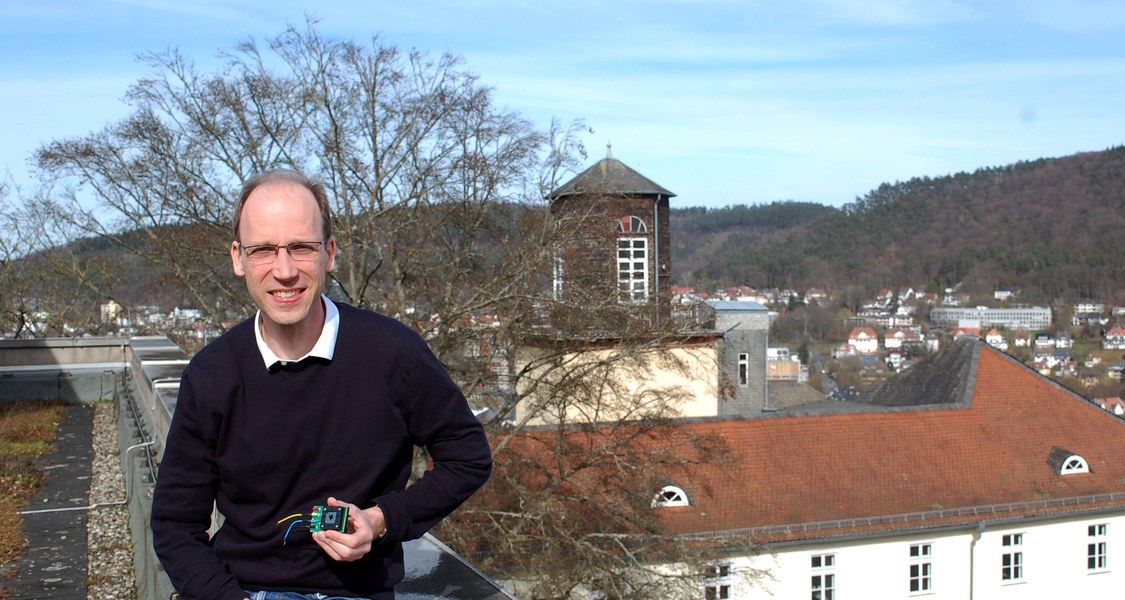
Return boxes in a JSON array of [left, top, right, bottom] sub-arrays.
[[254, 295, 340, 371]]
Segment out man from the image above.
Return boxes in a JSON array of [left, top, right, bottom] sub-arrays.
[[151, 169, 492, 600]]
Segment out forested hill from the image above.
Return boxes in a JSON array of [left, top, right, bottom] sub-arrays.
[[671, 145, 1125, 303]]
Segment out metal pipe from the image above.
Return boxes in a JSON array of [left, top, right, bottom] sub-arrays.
[[18, 441, 154, 515]]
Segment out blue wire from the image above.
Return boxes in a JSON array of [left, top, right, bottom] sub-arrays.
[[282, 519, 304, 545]]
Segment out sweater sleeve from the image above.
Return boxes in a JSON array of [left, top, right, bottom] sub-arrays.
[[373, 342, 492, 542], [150, 371, 247, 600]]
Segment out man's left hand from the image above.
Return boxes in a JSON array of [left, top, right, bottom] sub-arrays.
[[312, 497, 386, 562]]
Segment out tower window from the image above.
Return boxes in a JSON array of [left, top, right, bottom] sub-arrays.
[[616, 215, 648, 233], [617, 238, 648, 302]]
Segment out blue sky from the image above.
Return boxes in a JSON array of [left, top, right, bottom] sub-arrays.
[[3, 0, 1124, 208]]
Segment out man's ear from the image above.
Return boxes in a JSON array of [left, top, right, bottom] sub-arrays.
[[325, 237, 337, 273], [231, 241, 246, 277]]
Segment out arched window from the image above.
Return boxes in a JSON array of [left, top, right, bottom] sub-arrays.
[[616, 216, 647, 234], [1062, 455, 1090, 474], [652, 485, 690, 507], [1048, 447, 1090, 475]]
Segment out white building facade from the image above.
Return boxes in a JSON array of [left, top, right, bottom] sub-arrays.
[[698, 512, 1123, 599]]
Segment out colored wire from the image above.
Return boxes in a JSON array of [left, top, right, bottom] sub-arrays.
[[277, 513, 303, 524], [282, 519, 304, 545]]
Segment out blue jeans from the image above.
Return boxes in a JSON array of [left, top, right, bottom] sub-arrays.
[[244, 592, 368, 600]]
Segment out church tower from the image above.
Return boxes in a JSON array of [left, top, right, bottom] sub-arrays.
[[547, 152, 675, 328]]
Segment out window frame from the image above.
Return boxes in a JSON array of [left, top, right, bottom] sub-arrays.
[[616, 237, 649, 303], [1001, 533, 1024, 583], [811, 553, 836, 600], [703, 562, 732, 600], [652, 485, 689, 508], [909, 543, 933, 594], [1088, 523, 1109, 572]]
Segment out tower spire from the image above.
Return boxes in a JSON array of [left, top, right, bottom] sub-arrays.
[[606, 141, 613, 159]]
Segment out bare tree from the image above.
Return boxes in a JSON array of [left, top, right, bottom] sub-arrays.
[[23, 21, 747, 598]]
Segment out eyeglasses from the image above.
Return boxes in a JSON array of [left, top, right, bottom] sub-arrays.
[[239, 241, 324, 265]]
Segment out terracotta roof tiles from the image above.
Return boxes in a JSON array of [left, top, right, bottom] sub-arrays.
[[654, 340, 1125, 541]]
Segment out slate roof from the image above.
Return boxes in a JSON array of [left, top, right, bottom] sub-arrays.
[[548, 157, 675, 200], [859, 337, 977, 407]]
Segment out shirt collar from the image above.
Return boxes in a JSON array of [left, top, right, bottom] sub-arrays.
[[254, 295, 340, 371]]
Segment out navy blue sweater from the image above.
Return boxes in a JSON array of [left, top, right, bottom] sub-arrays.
[[151, 303, 492, 599]]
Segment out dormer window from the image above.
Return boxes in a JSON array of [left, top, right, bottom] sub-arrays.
[[1062, 456, 1090, 474], [616, 216, 647, 233], [1048, 447, 1090, 475], [652, 484, 689, 507]]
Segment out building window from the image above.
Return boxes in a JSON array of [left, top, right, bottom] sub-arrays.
[[616, 215, 648, 234], [617, 238, 648, 302], [652, 485, 689, 508], [552, 255, 564, 300], [811, 554, 835, 600], [909, 543, 932, 593], [1001, 533, 1023, 582], [703, 563, 731, 600], [738, 353, 749, 387], [704, 583, 729, 599], [1062, 456, 1089, 474], [1089, 524, 1108, 571]]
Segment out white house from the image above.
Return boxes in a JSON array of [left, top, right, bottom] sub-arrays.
[[883, 327, 920, 350], [985, 328, 1008, 350], [1104, 326, 1125, 350], [848, 326, 879, 354]]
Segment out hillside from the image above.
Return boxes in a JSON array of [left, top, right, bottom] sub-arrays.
[[26, 146, 1125, 317], [671, 145, 1125, 303]]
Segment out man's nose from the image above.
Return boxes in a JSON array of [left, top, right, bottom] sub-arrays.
[[272, 248, 299, 278]]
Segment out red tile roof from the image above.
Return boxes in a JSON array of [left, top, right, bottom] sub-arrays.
[[499, 341, 1125, 546], [653, 342, 1125, 542]]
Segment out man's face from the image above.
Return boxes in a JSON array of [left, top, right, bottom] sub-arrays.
[[231, 181, 337, 330]]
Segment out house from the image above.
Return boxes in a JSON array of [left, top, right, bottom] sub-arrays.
[[1103, 326, 1125, 350], [847, 326, 879, 354], [985, 328, 1008, 350], [1098, 397, 1125, 416], [766, 347, 807, 382], [1014, 330, 1032, 347], [884, 348, 904, 370], [883, 327, 920, 350], [1075, 301, 1106, 314], [509, 340, 1125, 598], [952, 324, 980, 338], [805, 288, 827, 305]]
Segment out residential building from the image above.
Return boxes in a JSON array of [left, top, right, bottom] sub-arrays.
[[1104, 326, 1125, 350], [884, 327, 921, 350], [985, 328, 1008, 350], [1075, 301, 1105, 314], [767, 347, 807, 382], [847, 326, 879, 354]]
